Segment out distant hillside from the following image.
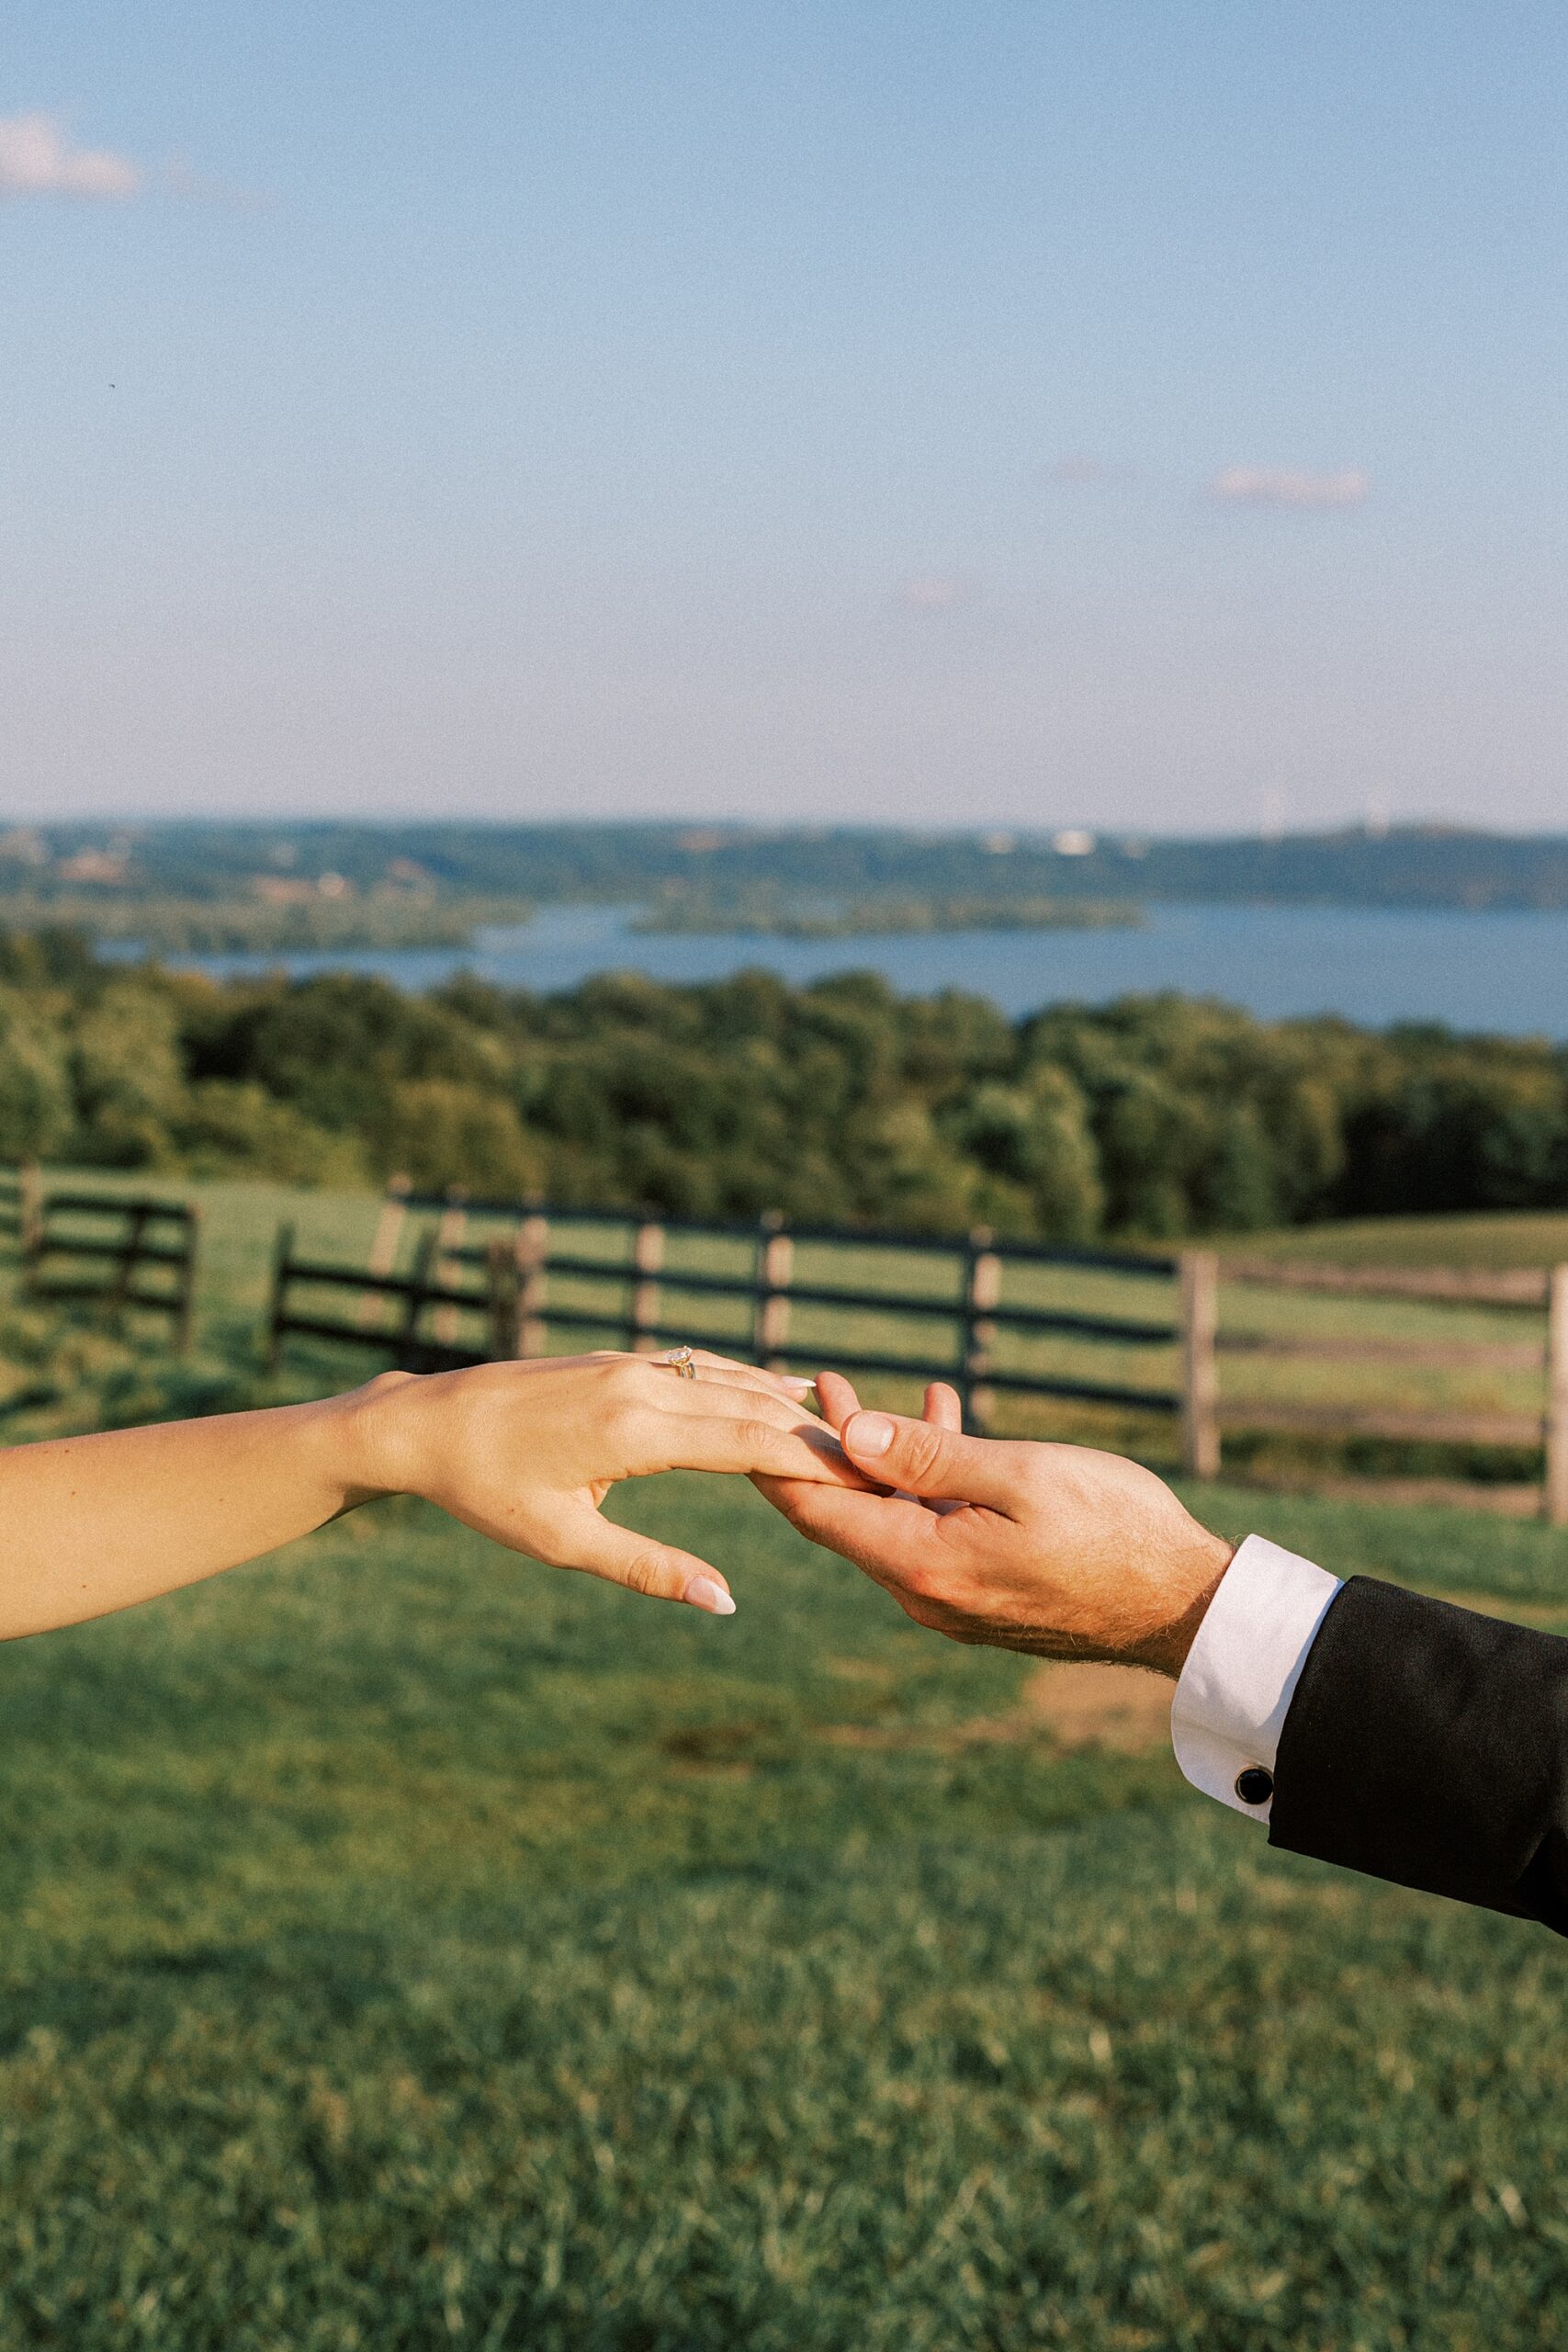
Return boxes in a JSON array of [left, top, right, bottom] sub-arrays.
[[1, 820, 1566, 917]]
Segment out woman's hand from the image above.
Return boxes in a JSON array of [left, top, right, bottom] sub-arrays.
[[361, 1349, 860, 1613], [0, 1347, 856, 1644]]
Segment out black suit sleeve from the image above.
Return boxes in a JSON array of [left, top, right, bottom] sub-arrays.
[[1268, 1576, 1568, 1934]]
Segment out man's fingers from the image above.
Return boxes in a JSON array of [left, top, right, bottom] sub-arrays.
[[813, 1371, 862, 1430], [555, 1507, 738, 1614], [923, 1382, 963, 1432], [752, 1476, 944, 1586], [838, 1409, 1018, 1508], [918, 1382, 965, 1513]]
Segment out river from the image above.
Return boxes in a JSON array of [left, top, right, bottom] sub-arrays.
[[148, 900, 1568, 1036]]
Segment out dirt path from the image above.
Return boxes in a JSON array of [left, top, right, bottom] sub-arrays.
[[817, 1659, 1174, 1757]]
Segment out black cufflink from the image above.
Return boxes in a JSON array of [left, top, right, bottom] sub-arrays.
[[1235, 1767, 1274, 1806]]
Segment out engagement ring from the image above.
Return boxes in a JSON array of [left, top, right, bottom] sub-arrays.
[[659, 1346, 697, 1378]]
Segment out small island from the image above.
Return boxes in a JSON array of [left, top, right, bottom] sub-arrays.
[[631, 892, 1145, 938]]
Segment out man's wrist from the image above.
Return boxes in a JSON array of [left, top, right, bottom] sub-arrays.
[[1168, 1534, 1344, 1815], [1131, 1530, 1236, 1679]]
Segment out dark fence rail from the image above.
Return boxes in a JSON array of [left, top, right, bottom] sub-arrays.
[[5, 1169, 1562, 1521], [21, 1185, 201, 1352], [268, 1187, 1568, 1523], [265, 1190, 1190, 1429]]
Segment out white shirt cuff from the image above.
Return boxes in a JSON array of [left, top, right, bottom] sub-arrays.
[[1169, 1533, 1342, 1824]]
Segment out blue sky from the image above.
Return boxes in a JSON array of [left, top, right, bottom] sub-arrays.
[[3, 2, 1564, 831]]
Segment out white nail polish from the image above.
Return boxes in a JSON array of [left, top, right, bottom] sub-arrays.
[[685, 1576, 737, 1616]]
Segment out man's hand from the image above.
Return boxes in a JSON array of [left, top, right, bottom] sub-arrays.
[[755, 1374, 1234, 1677]]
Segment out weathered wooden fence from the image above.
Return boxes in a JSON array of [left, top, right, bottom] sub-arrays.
[[1189, 1250, 1568, 1524], [0, 1163, 41, 1259], [6, 1165, 1558, 1521], [265, 1186, 1568, 1523], [22, 1188, 202, 1353], [265, 1188, 1191, 1429]]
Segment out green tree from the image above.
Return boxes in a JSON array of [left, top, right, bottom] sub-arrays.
[[951, 1072, 1103, 1239], [68, 982, 186, 1165], [366, 1080, 541, 1199], [0, 989, 73, 1160]]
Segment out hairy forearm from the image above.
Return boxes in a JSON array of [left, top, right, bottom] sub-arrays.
[[0, 1379, 397, 1641]]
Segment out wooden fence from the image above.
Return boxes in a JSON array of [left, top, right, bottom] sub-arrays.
[[23, 1188, 202, 1353], [265, 1189, 1190, 1426], [265, 1186, 1568, 1524], [1190, 1250, 1568, 1524], [2, 1166, 1561, 1519], [0, 1163, 41, 1260]]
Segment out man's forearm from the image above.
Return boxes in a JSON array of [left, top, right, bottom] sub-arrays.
[[1267, 1577, 1568, 1933], [1148, 1533, 1568, 1935]]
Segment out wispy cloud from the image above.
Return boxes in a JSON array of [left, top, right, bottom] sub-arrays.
[[1209, 465, 1371, 510], [898, 573, 974, 613], [0, 112, 141, 200]]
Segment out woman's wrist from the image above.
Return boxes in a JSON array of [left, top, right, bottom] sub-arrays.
[[327, 1370, 427, 1507]]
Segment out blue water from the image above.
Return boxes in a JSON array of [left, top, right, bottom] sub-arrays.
[[152, 901, 1568, 1036]]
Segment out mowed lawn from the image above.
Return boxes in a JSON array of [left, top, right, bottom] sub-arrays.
[[2, 1477, 1568, 2347], [4, 1182, 1568, 2346]]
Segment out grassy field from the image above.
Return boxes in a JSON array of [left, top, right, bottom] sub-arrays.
[[5, 1182, 1568, 2346], [3, 1475, 1568, 2348], [1219, 1210, 1568, 1271]]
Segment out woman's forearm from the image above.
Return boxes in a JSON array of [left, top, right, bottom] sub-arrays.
[[0, 1380, 392, 1640], [0, 1349, 854, 1642]]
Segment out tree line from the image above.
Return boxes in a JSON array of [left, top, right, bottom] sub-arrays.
[[8, 818, 1568, 914], [0, 929, 1562, 1238]]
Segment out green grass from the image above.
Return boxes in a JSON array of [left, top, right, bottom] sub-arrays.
[[1213, 1208, 1568, 1271], [6, 1180, 1568, 2344], [1, 1474, 1567, 2347]]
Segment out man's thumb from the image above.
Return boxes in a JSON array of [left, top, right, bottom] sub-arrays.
[[840, 1411, 1013, 1507]]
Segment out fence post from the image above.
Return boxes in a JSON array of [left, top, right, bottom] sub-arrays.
[[17, 1161, 42, 1272], [358, 1174, 411, 1329], [959, 1227, 1001, 1432], [398, 1227, 438, 1369], [1179, 1250, 1221, 1479], [265, 1221, 295, 1372], [174, 1204, 201, 1358], [628, 1216, 666, 1352], [752, 1212, 795, 1370], [514, 1211, 549, 1356], [108, 1202, 152, 1329], [1546, 1264, 1568, 1528], [486, 1236, 522, 1360], [431, 1189, 468, 1346]]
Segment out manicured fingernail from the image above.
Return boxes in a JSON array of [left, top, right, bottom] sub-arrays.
[[849, 1412, 895, 1457], [782, 1376, 817, 1397], [685, 1576, 737, 1616]]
